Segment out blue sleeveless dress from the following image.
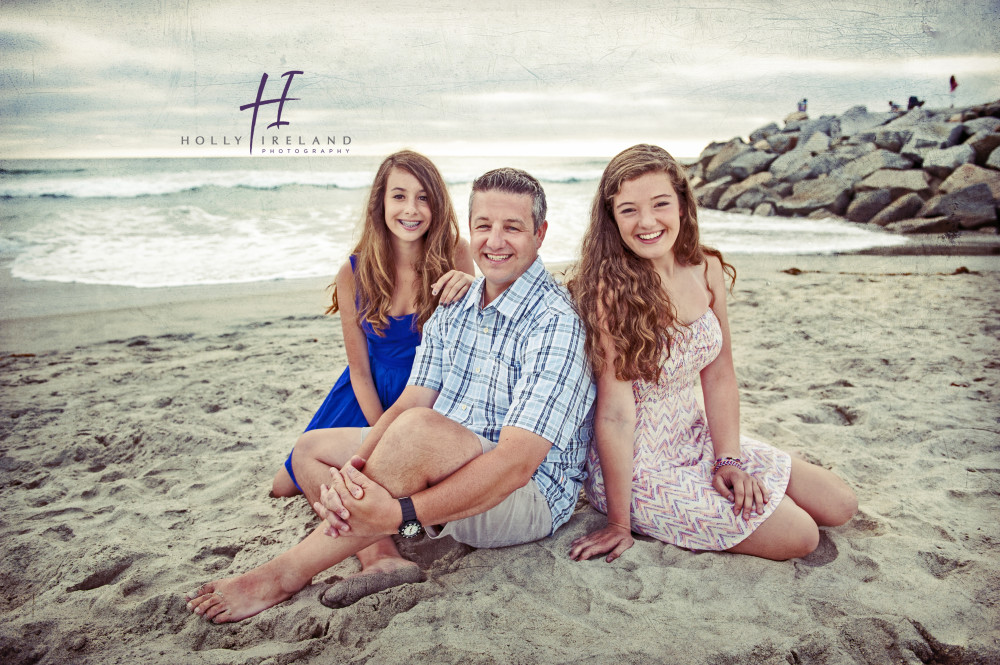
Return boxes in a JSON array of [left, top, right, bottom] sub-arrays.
[[283, 255, 421, 489]]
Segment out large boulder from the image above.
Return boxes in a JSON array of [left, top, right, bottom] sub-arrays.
[[856, 169, 931, 198], [797, 116, 837, 144], [917, 183, 997, 229], [922, 144, 976, 177], [726, 150, 778, 181], [786, 152, 856, 184], [939, 163, 1000, 199], [988, 146, 1000, 170], [767, 133, 798, 153], [693, 176, 734, 208], [884, 217, 959, 234], [873, 129, 908, 153], [783, 111, 808, 129], [753, 202, 776, 216], [900, 123, 967, 162], [966, 131, 1000, 164], [734, 188, 767, 210], [716, 172, 773, 210], [798, 131, 831, 155], [845, 188, 893, 223], [769, 149, 814, 180], [870, 193, 925, 226], [749, 122, 780, 143], [696, 140, 730, 170], [884, 107, 935, 129], [829, 105, 894, 141], [838, 149, 913, 180], [964, 117, 1000, 134], [704, 139, 753, 181], [775, 176, 854, 216]]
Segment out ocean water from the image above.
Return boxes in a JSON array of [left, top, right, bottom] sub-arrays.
[[0, 156, 907, 289]]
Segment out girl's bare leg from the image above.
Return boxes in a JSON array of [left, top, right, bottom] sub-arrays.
[[727, 496, 819, 560], [271, 466, 300, 497], [784, 456, 858, 527]]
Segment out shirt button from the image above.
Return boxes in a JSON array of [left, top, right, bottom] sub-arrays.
[[461, 405, 467, 411], [482, 327, 488, 333]]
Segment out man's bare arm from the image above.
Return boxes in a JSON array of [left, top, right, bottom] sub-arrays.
[[321, 425, 551, 538]]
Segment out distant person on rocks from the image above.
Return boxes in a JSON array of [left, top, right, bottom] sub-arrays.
[[185, 167, 596, 622], [888, 101, 902, 113], [907, 96, 925, 110], [797, 98, 808, 113], [566, 143, 857, 564]]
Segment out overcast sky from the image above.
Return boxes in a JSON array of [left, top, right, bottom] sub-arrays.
[[2, 0, 999, 160]]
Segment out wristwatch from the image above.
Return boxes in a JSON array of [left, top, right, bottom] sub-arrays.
[[397, 497, 423, 538]]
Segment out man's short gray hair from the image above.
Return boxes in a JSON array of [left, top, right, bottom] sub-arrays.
[[469, 167, 547, 232]]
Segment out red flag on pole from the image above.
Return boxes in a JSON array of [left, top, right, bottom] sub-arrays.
[[950, 75, 958, 92]]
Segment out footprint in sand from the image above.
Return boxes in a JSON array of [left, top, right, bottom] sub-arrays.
[[66, 558, 133, 592], [917, 550, 970, 578]]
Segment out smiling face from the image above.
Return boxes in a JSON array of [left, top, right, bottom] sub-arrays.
[[612, 170, 684, 266], [383, 167, 432, 244], [469, 189, 547, 305]]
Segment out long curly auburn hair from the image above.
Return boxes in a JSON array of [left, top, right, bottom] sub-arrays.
[[326, 150, 460, 335], [567, 144, 734, 383]]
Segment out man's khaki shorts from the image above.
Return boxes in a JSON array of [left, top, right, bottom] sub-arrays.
[[360, 427, 552, 548]]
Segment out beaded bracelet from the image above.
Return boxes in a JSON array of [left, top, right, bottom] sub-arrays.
[[712, 456, 744, 474]]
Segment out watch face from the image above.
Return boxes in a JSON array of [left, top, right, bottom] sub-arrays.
[[400, 521, 422, 538]]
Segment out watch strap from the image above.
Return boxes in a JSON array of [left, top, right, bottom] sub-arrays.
[[398, 496, 418, 524]]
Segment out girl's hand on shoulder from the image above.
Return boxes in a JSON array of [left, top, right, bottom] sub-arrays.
[[432, 270, 475, 305], [712, 466, 770, 521], [568, 523, 634, 563]]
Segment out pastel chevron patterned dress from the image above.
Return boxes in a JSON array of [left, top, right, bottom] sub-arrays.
[[584, 308, 792, 551]]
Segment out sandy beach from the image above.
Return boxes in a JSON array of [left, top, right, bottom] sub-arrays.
[[1, 249, 998, 664]]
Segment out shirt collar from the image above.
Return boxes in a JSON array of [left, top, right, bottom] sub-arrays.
[[461, 256, 547, 321]]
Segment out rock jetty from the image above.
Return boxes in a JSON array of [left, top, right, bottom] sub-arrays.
[[687, 99, 1000, 235]]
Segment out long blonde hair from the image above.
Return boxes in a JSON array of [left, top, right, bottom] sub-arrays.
[[327, 150, 460, 334], [567, 144, 734, 383]]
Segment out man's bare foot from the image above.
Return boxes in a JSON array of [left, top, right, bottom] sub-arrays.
[[321, 557, 423, 608], [184, 569, 298, 623]]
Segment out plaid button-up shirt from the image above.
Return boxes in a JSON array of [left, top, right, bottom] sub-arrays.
[[409, 257, 596, 532]]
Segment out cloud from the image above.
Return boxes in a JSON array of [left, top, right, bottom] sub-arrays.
[[1, 0, 999, 158]]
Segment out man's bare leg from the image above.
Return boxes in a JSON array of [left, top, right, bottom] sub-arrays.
[[185, 524, 383, 623], [185, 411, 482, 622], [290, 427, 422, 604], [320, 538, 424, 608], [319, 410, 485, 606]]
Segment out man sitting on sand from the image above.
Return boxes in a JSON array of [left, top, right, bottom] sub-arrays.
[[185, 167, 596, 623]]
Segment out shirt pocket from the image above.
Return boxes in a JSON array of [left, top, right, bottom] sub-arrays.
[[485, 343, 520, 422]]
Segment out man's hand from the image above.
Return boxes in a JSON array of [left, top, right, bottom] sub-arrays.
[[315, 459, 401, 539], [314, 456, 364, 534]]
